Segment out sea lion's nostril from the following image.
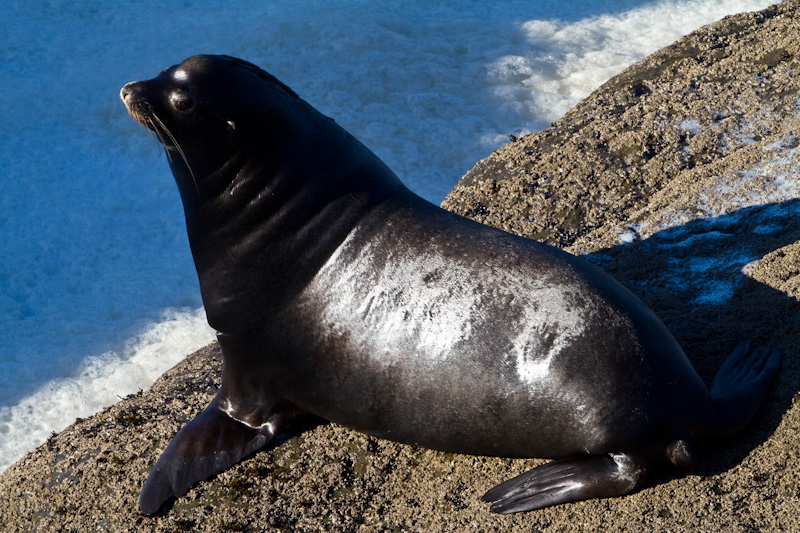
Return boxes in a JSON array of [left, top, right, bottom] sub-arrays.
[[120, 82, 140, 102]]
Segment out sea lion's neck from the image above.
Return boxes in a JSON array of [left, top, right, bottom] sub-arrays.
[[179, 111, 403, 335]]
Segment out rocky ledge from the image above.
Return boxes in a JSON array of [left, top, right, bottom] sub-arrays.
[[2, 1, 799, 531]]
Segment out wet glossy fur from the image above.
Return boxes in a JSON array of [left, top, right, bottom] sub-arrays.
[[121, 55, 780, 515]]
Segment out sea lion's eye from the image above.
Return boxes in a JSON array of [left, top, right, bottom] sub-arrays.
[[170, 92, 193, 111]]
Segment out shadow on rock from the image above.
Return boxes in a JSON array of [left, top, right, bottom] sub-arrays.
[[585, 199, 800, 478]]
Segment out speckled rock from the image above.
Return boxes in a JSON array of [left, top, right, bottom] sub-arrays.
[[2, 1, 800, 531], [443, 0, 800, 254]]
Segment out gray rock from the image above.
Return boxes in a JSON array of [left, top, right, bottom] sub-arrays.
[[2, 1, 799, 530]]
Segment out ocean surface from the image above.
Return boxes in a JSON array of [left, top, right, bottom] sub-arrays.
[[0, 0, 773, 472]]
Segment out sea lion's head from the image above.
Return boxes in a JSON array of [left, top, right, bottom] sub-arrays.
[[121, 55, 299, 198]]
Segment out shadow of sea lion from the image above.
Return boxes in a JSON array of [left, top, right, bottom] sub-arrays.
[[584, 199, 800, 478]]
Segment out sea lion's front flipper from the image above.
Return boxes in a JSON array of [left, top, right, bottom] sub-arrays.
[[139, 398, 277, 515], [481, 453, 648, 514]]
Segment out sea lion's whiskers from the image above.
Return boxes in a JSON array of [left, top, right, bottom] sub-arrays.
[[137, 119, 160, 148], [147, 118, 173, 164], [151, 113, 200, 195]]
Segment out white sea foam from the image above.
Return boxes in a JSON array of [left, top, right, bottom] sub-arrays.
[[0, 308, 214, 472], [0, 0, 775, 472], [483, 0, 771, 135]]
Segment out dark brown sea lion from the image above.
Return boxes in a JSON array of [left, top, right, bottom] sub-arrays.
[[120, 55, 780, 515]]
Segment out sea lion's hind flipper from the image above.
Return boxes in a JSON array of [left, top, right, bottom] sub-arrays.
[[481, 453, 648, 514], [709, 342, 780, 437], [139, 399, 275, 515]]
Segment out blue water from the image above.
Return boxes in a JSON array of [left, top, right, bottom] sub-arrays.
[[0, 0, 773, 470]]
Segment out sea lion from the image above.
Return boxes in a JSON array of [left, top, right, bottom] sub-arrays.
[[120, 55, 780, 515]]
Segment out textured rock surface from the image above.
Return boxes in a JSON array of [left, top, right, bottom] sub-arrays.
[[443, 0, 800, 254], [2, 1, 800, 531]]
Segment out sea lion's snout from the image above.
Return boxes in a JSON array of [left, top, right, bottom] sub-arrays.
[[119, 83, 133, 102], [120, 81, 142, 108], [120, 81, 155, 130]]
